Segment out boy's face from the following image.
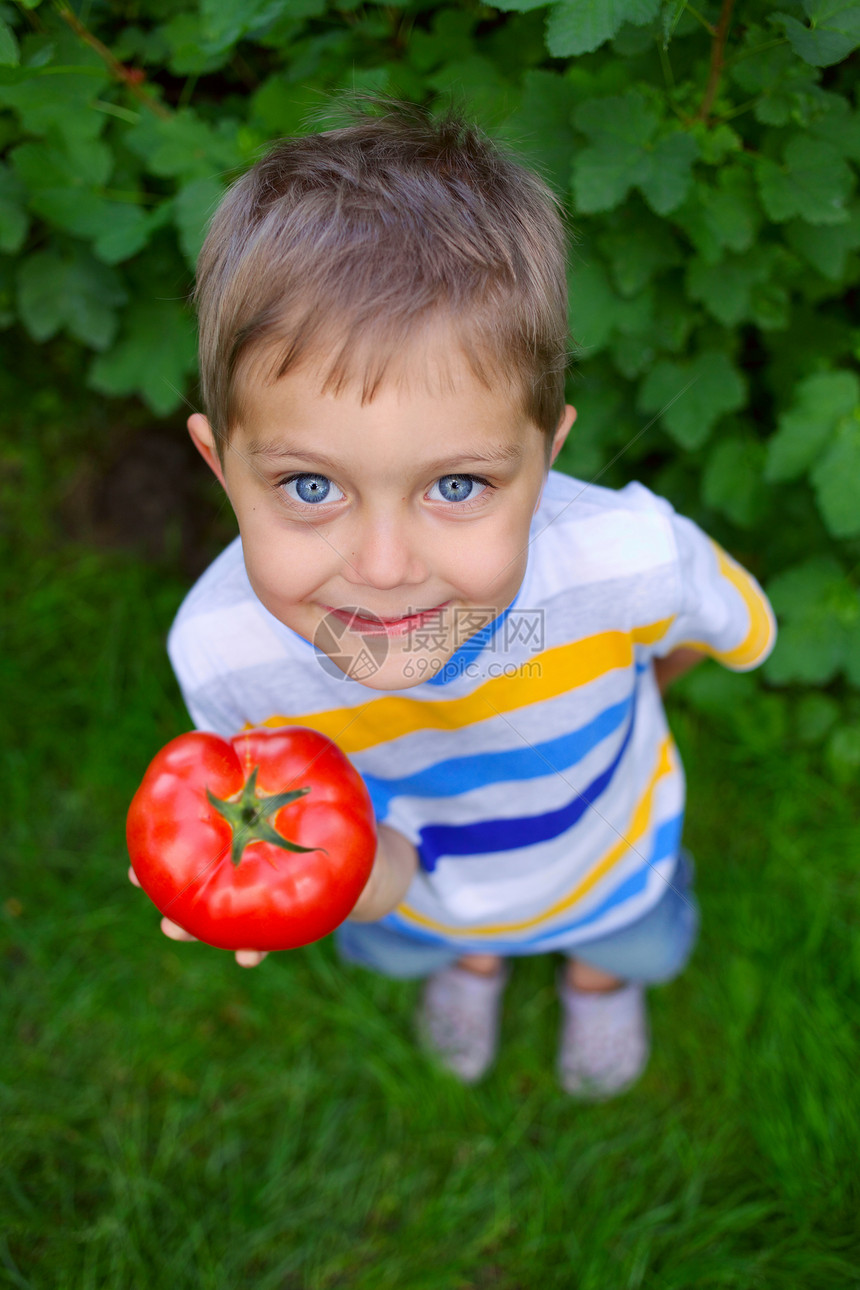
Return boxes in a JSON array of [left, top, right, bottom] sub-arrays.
[[189, 345, 574, 691]]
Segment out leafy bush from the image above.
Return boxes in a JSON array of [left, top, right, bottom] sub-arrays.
[[2, 0, 859, 764]]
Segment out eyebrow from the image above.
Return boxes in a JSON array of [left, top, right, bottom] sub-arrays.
[[244, 441, 525, 472]]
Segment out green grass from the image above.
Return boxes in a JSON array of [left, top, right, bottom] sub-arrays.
[[2, 531, 859, 1288]]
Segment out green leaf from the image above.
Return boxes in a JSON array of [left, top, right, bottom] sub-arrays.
[[765, 371, 860, 481], [113, 25, 171, 65], [409, 7, 479, 72], [766, 617, 846, 684], [675, 662, 757, 721], [661, 0, 687, 47], [92, 205, 153, 266], [805, 93, 860, 163], [174, 176, 225, 269], [569, 256, 617, 353], [773, 1, 860, 67], [27, 186, 108, 235], [17, 246, 126, 349], [0, 19, 20, 67], [637, 132, 698, 215], [11, 136, 112, 192], [547, 0, 660, 57], [764, 556, 852, 685], [694, 122, 743, 166], [612, 332, 657, 379], [686, 247, 775, 327], [426, 56, 512, 128], [572, 92, 655, 213], [200, 0, 302, 53], [573, 94, 696, 214], [20, 190, 151, 264], [647, 282, 697, 354], [89, 299, 197, 416], [126, 109, 242, 181], [0, 257, 15, 328], [599, 217, 681, 296], [160, 13, 231, 75], [768, 555, 847, 618], [785, 203, 860, 278], [702, 434, 768, 528], [675, 170, 761, 265], [844, 619, 860, 688], [794, 692, 840, 743], [249, 78, 324, 137], [500, 70, 578, 196], [750, 277, 791, 332], [10, 134, 154, 263], [756, 135, 854, 225], [731, 34, 819, 125], [0, 25, 109, 142], [826, 722, 860, 783], [810, 415, 860, 536], [637, 351, 746, 449], [0, 163, 27, 253], [608, 287, 657, 374], [488, 0, 549, 10], [16, 32, 55, 68]]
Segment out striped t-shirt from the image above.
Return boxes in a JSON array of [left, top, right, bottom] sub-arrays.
[[167, 471, 776, 956]]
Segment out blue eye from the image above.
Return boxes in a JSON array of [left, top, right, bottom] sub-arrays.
[[429, 475, 488, 504], [282, 473, 344, 505]]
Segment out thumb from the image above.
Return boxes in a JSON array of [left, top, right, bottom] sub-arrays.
[[235, 949, 268, 968]]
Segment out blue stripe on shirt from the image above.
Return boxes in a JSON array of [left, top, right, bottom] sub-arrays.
[[416, 683, 638, 871], [381, 811, 684, 949], [362, 689, 635, 820]]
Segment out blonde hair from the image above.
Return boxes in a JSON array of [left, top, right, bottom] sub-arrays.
[[194, 100, 570, 452]]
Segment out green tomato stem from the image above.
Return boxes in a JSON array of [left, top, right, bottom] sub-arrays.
[[206, 765, 318, 867]]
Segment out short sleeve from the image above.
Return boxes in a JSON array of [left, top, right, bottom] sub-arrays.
[[167, 624, 248, 736], [653, 512, 777, 671]]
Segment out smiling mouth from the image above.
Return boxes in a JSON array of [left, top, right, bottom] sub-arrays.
[[326, 603, 449, 633]]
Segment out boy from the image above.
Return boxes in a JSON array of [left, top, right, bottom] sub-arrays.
[[144, 103, 776, 1100]]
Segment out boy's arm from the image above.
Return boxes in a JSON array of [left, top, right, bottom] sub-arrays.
[[653, 646, 705, 695], [347, 823, 419, 922]]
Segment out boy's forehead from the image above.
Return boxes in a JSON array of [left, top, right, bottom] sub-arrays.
[[248, 318, 497, 391], [233, 327, 539, 439]]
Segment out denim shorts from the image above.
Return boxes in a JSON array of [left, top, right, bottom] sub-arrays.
[[335, 850, 700, 985]]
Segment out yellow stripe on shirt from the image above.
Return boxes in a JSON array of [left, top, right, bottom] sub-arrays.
[[678, 540, 775, 670], [394, 734, 677, 939], [257, 617, 674, 754]]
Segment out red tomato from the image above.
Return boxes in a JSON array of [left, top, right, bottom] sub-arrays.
[[127, 728, 377, 951]]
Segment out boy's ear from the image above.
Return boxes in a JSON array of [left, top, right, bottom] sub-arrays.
[[549, 404, 576, 468], [534, 405, 577, 515], [187, 413, 227, 489]]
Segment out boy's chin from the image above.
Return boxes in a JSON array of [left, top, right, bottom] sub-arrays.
[[317, 649, 451, 691]]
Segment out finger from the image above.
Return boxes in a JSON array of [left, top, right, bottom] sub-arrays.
[[160, 916, 198, 943], [128, 866, 142, 888], [235, 949, 268, 968]]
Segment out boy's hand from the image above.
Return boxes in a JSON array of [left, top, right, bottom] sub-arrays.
[[127, 866, 268, 967], [127, 818, 416, 957]]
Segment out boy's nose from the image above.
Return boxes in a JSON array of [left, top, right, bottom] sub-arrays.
[[342, 510, 428, 593]]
